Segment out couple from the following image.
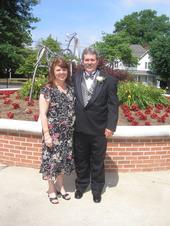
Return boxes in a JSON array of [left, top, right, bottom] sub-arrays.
[[39, 48, 119, 204]]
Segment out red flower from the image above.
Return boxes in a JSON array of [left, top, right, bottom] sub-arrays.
[[135, 111, 147, 120], [4, 99, 12, 104], [155, 103, 164, 110], [5, 94, 10, 98], [145, 121, 152, 126], [0, 90, 16, 95], [145, 109, 152, 114], [7, 112, 14, 119], [151, 113, 158, 119], [12, 103, 20, 109], [130, 103, 139, 111], [127, 116, 135, 122], [139, 114, 147, 120], [162, 113, 169, 118], [155, 109, 161, 113], [15, 93, 20, 99], [166, 106, 170, 113], [121, 104, 130, 111], [27, 100, 34, 106], [124, 112, 132, 117], [33, 114, 39, 121], [157, 116, 166, 123], [130, 121, 139, 126]]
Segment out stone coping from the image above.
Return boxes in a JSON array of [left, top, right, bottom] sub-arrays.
[[0, 118, 169, 137]]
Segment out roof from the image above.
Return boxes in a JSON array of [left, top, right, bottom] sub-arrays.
[[130, 44, 148, 58]]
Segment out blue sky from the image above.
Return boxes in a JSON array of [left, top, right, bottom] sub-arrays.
[[32, 0, 170, 50]]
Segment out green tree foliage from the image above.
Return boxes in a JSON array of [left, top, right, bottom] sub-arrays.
[[0, 0, 39, 74], [94, 9, 170, 85], [41, 35, 61, 53], [94, 32, 138, 66], [150, 34, 170, 84], [114, 9, 170, 46], [16, 35, 62, 77], [16, 48, 37, 76]]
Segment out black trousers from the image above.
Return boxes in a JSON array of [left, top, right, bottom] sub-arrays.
[[74, 132, 107, 195]]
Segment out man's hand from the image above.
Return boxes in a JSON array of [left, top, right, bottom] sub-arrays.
[[104, 128, 114, 138]]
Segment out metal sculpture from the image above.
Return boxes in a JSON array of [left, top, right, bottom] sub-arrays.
[[29, 33, 80, 101]]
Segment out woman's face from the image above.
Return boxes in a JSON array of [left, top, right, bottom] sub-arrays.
[[54, 65, 68, 82]]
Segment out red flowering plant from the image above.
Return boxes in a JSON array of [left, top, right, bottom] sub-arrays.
[[0, 75, 48, 121], [0, 90, 39, 121], [118, 81, 170, 126]]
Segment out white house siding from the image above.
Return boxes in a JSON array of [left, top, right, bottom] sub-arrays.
[[137, 53, 151, 71]]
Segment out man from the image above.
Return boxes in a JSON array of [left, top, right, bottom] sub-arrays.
[[73, 48, 119, 203]]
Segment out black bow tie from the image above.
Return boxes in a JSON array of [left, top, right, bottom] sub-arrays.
[[84, 72, 95, 80]]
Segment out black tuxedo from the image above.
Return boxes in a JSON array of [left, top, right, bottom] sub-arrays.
[[73, 70, 119, 195]]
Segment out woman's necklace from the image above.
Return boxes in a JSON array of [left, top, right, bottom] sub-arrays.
[[56, 83, 67, 94]]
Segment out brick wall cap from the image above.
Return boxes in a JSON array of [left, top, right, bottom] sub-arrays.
[[0, 119, 42, 134], [114, 125, 170, 137], [0, 119, 169, 137]]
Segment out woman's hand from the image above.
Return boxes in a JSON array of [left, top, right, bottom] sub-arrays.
[[44, 133, 53, 148]]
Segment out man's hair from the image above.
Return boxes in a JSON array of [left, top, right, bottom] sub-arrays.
[[81, 47, 99, 60]]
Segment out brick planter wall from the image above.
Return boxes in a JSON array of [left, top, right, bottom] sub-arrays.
[[0, 130, 170, 172], [0, 131, 42, 169], [106, 137, 170, 172]]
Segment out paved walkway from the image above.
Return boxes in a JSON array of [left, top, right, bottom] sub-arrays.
[[0, 164, 170, 226]]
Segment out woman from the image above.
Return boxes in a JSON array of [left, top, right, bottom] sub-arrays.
[[39, 57, 75, 204]]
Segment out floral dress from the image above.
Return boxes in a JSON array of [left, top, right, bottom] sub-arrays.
[[39, 85, 75, 180]]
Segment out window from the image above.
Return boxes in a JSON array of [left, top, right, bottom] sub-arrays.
[[114, 61, 119, 68], [148, 62, 151, 69]]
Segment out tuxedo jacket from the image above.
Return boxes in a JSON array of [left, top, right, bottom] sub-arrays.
[[73, 70, 119, 136]]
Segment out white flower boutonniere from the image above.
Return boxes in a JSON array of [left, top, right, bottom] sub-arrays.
[[96, 75, 106, 83]]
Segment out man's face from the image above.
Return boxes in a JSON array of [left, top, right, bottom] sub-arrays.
[[82, 53, 98, 74]]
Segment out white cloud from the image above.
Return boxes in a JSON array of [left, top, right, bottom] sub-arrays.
[[122, 0, 170, 6]]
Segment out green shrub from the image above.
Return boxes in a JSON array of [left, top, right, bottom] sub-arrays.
[[20, 75, 47, 99], [118, 81, 169, 109]]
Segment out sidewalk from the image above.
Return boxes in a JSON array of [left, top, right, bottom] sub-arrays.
[[0, 164, 170, 226]]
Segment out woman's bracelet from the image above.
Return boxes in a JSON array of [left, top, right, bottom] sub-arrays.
[[44, 133, 51, 137], [43, 130, 49, 134], [45, 136, 51, 141]]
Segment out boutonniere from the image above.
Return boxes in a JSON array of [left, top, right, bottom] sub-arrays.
[[96, 75, 106, 83]]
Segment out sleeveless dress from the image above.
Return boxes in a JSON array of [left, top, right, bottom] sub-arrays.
[[39, 85, 75, 181]]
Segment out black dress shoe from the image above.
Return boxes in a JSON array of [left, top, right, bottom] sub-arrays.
[[75, 190, 83, 199], [93, 194, 101, 203]]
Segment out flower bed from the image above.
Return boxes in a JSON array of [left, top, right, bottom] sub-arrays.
[[0, 89, 170, 125], [0, 89, 39, 121], [120, 103, 170, 126]]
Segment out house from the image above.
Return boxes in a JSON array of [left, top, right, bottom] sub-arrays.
[[114, 44, 157, 86]]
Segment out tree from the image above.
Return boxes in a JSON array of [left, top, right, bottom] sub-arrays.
[[41, 35, 61, 53], [0, 0, 39, 75], [16, 35, 62, 77], [94, 32, 138, 66], [114, 9, 170, 46], [16, 48, 37, 77], [150, 34, 170, 91]]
